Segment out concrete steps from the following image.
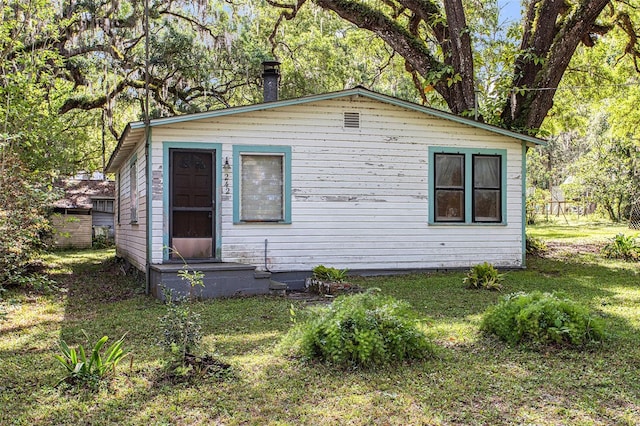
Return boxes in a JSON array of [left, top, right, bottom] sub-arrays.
[[149, 262, 274, 299]]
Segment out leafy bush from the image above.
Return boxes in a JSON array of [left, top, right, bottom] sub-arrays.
[[481, 292, 605, 347], [463, 262, 505, 291], [92, 234, 114, 249], [54, 332, 127, 388], [312, 265, 348, 282], [601, 234, 639, 261], [526, 234, 548, 257], [11, 272, 57, 292], [160, 287, 203, 360], [0, 153, 58, 289], [280, 290, 434, 367]]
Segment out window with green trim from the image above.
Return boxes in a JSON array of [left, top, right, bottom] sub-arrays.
[[130, 158, 138, 223], [240, 154, 284, 221], [431, 148, 505, 224], [117, 172, 121, 224], [434, 153, 465, 222], [233, 146, 291, 224], [472, 154, 502, 222]]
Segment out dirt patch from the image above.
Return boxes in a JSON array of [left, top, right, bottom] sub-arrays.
[[157, 354, 234, 384], [543, 241, 603, 259]]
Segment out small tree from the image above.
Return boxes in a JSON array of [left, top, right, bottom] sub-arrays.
[[525, 188, 550, 225], [160, 262, 205, 363], [0, 152, 58, 288], [564, 113, 637, 222]]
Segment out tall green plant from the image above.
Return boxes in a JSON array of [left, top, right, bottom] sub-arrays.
[[312, 265, 348, 282], [160, 287, 203, 362], [463, 262, 505, 291], [160, 250, 206, 368], [54, 333, 127, 388], [602, 234, 640, 261]]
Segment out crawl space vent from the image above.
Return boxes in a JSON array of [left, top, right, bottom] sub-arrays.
[[344, 112, 360, 129]]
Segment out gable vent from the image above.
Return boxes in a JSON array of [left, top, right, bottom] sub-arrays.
[[344, 112, 360, 129]]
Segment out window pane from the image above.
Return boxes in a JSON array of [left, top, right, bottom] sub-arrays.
[[435, 190, 464, 221], [241, 155, 284, 221], [172, 211, 212, 238], [435, 154, 464, 188], [172, 152, 213, 208], [474, 189, 501, 222], [130, 161, 137, 221], [474, 156, 500, 188]]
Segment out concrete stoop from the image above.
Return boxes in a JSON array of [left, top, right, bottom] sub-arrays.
[[149, 262, 277, 299]]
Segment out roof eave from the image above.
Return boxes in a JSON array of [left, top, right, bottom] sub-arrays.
[[105, 124, 145, 173], [106, 88, 546, 171]]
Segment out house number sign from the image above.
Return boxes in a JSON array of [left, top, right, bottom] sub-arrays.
[[224, 171, 230, 194]]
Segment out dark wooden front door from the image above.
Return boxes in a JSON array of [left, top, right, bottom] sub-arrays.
[[170, 149, 215, 259]]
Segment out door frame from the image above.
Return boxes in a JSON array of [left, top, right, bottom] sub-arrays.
[[162, 142, 223, 262]]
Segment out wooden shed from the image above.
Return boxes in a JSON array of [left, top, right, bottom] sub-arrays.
[[51, 179, 115, 248]]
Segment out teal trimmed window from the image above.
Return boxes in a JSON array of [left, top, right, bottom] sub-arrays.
[[129, 154, 138, 223], [429, 147, 507, 225], [117, 172, 121, 224], [233, 145, 292, 224]]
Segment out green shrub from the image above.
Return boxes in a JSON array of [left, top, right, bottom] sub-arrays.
[[463, 262, 505, 291], [54, 332, 127, 388], [312, 265, 348, 282], [526, 234, 548, 257], [11, 272, 57, 292], [280, 290, 434, 367], [601, 234, 639, 261], [0, 154, 58, 288], [159, 259, 205, 356], [160, 288, 202, 359], [481, 292, 605, 347], [92, 234, 113, 249]]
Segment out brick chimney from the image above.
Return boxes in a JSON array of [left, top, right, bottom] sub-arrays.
[[262, 60, 281, 102]]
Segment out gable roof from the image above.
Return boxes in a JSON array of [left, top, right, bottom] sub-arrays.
[[106, 86, 545, 173], [53, 179, 115, 210]]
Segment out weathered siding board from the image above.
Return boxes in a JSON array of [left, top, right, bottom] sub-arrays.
[[139, 95, 526, 273], [114, 141, 148, 271]]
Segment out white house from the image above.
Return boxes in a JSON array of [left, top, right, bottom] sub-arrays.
[[105, 86, 544, 298]]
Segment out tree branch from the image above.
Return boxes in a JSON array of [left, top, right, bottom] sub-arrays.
[[503, 0, 611, 131]]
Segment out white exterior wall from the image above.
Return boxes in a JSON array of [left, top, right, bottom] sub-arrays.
[[115, 141, 147, 271], [145, 96, 525, 272]]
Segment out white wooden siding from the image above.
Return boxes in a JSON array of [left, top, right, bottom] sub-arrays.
[[114, 141, 147, 271], [140, 96, 525, 271]]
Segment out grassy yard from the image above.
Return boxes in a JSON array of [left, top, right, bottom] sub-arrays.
[[1, 224, 639, 425]]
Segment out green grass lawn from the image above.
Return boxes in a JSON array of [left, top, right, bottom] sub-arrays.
[[528, 220, 631, 242], [1, 225, 639, 425]]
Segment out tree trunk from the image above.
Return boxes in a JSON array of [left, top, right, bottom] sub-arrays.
[[441, 0, 476, 115], [311, 0, 611, 132], [502, 0, 611, 131], [313, 0, 476, 114]]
